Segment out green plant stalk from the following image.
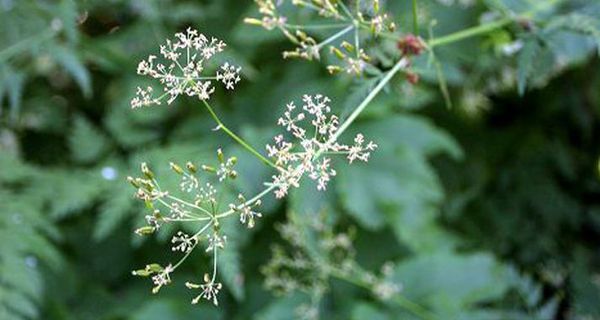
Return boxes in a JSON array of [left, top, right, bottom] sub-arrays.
[[201, 100, 278, 170], [323, 56, 409, 149], [328, 268, 438, 320], [427, 17, 512, 48], [412, 0, 419, 35]]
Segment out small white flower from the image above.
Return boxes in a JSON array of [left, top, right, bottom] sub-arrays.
[[171, 231, 197, 253], [373, 280, 402, 300], [151, 264, 174, 294], [229, 194, 263, 228], [186, 273, 223, 306], [267, 94, 377, 197], [180, 174, 199, 192], [206, 233, 227, 252], [216, 63, 242, 90], [169, 202, 190, 219], [309, 158, 336, 191], [347, 134, 378, 163], [216, 157, 237, 182], [131, 28, 241, 108], [195, 183, 217, 205]]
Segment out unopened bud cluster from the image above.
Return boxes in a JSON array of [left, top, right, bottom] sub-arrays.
[[128, 149, 261, 306], [246, 0, 397, 76]]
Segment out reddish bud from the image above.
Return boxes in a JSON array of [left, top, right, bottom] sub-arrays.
[[406, 72, 420, 85], [398, 34, 426, 56]]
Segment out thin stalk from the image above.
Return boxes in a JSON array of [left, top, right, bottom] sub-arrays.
[[412, 0, 419, 35], [284, 23, 350, 30], [201, 100, 278, 170], [172, 221, 213, 270], [316, 25, 354, 51], [328, 268, 438, 320], [215, 184, 277, 219], [322, 57, 409, 150], [427, 17, 512, 48]]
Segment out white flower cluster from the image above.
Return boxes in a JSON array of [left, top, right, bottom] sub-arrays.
[[186, 273, 223, 306], [229, 194, 263, 228], [171, 231, 197, 253], [131, 28, 241, 108], [267, 94, 377, 198]]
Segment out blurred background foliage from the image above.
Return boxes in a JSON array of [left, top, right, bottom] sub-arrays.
[[0, 0, 599, 319]]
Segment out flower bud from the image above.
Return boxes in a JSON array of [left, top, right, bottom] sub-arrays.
[[127, 176, 140, 188], [170, 162, 183, 174], [132, 269, 151, 276], [217, 148, 225, 163], [327, 65, 343, 74], [243, 18, 263, 26], [146, 263, 163, 272], [341, 41, 354, 53], [330, 46, 345, 59], [141, 162, 154, 179], [135, 226, 156, 236], [202, 165, 216, 173], [186, 161, 197, 173]]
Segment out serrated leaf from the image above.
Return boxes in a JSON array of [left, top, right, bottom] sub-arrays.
[[390, 252, 512, 315], [336, 114, 461, 250], [70, 115, 109, 164], [517, 37, 540, 96], [30, 170, 105, 219], [93, 183, 135, 241], [51, 45, 92, 97], [545, 13, 600, 55]]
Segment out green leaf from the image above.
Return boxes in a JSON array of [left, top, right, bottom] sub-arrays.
[[255, 293, 309, 320], [131, 298, 222, 320], [51, 46, 92, 97], [545, 13, 600, 55], [94, 182, 135, 241], [390, 252, 513, 315], [351, 303, 391, 320], [0, 66, 25, 122], [69, 115, 109, 164], [217, 218, 245, 301], [517, 36, 540, 96], [336, 114, 462, 250], [30, 170, 105, 219]]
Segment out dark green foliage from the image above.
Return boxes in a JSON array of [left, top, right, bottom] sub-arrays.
[[1, 0, 599, 319]]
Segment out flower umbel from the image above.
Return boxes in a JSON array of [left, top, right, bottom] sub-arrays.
[[267, 94, 377, 197], [131, 28, 241, 108], [246, 0, 397, 76], [129, 149, 243, 305], [186, 273, 223, 306]]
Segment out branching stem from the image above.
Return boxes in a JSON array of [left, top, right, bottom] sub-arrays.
[[201, 99, 278, 170]]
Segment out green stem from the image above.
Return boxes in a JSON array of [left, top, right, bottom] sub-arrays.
[[215, 184, 276, 219], [316, 25, 354, 51], [412, 0, 419, 35], [427, 17, 512, 48], [328, 268, 438, 320], [322, 57, 409, 150], [201, 100, 278, 170]]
